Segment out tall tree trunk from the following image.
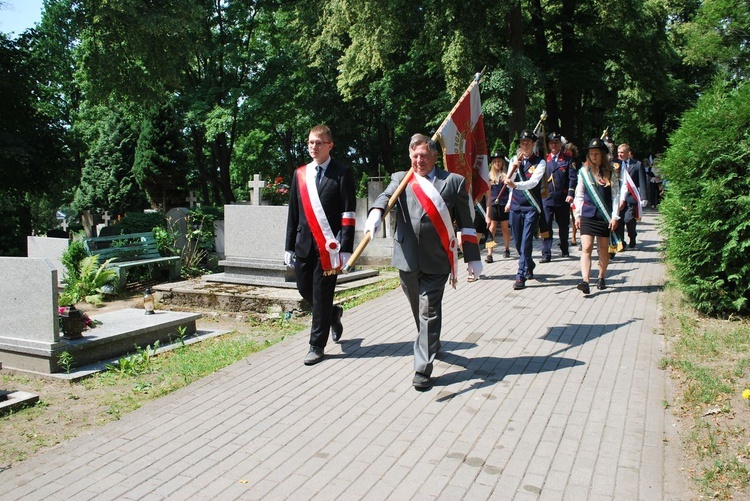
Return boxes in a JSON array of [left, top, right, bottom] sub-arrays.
[[559, 0, 577, 139], [529, 0, 559, 132], [213, 132, 234, 204], [378, 122, 395, 174], [507, 1, 526, 146], [190, 126, 218, 205]]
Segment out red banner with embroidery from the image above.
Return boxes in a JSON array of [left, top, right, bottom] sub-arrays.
[[434, 78, 490, 203]]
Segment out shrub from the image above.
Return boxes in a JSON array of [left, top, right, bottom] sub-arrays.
[[60, 255, 118, 305], [61, 239, 88, 285], [659, 79, 750, 316], [108, 212, 166, 235]]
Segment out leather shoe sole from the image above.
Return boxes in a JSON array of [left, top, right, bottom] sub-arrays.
[[331, 305, 343, 343], [412, 372, 431, 390]]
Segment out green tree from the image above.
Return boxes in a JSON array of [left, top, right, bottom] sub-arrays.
[[0, 33, 71, 254], [73, 105, 148, 215], [660, 79, 750, 316], [679, 0, 750, 80], [133, 101, 191, 209]]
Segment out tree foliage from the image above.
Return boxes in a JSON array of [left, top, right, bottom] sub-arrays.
[[659, 80, 750, 316]]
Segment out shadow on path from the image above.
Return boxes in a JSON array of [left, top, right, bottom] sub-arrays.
[[433, 353, 584, 401]]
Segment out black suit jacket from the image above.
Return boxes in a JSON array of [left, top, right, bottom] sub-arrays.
[[285, 158, 356, 258], [621, 159, 648, 205]]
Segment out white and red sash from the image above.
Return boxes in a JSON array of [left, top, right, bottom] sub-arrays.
[[296, 163, 341, 274], [409, 174, 459, 288], [622, 166, 642, 221]]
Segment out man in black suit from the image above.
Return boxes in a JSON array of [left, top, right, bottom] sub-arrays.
[[285, 125, 356, 365], [365, 134, 483, 390], [616, 143, 648, 248]]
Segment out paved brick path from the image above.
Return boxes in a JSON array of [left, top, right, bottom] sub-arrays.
[[0, 210, 688, 500]]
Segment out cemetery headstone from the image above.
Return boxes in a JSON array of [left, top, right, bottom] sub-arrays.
[[27, 236, 69, 287], [248, 174, 266, 206], [166, 207, 190, 252], [185, 191, 198, 208]]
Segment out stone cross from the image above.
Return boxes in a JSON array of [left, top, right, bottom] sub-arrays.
[[185, 191, 198, 208], [102, 211, 111, 226], [60, 219, 68, 232], [248, 174, 266, 206]]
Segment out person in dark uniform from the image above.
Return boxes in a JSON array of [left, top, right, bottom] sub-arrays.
[[573, 138, 621, 294], [616, 143, 648, 248], [505, 129, 547, 290], [285, 125, 356, 365], [485, 152, 511, 262], [540, 132, 578, 262]]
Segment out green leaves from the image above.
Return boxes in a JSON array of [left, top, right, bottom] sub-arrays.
[[661, 80, 750, 316]]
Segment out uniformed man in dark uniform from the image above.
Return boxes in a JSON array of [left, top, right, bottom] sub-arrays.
[[505, 129, 546, 290], [540, 132, 578, 262]]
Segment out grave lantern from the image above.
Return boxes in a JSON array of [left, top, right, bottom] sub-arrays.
[[143, 288, 155, 315]]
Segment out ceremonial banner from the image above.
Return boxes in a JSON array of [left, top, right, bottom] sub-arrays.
[[434, 78, 490, 203]]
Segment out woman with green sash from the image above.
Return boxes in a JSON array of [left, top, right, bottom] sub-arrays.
[[572, 138, 621, 294]]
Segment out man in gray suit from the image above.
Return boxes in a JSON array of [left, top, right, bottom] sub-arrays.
[[364, 134, 483, 390]]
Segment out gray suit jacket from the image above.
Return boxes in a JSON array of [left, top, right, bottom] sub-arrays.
[[372, 169, 481, 274]]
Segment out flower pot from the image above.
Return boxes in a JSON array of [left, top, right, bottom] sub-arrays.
[[60, 305, 86, 340]]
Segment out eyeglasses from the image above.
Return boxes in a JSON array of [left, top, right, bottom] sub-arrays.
[[308, 140, 331, 147]]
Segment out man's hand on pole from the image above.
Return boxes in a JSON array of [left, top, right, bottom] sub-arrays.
[[364, 210, 382, 236]]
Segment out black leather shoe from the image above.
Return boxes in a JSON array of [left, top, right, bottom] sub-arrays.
[[412, 372, 431, 390], [303, 346, 324, 365], [331, 305, 343, 343], [526, 270, 534, 280], [485, 254, 494, 263], [597, 278, 606, 290], [540, 256, 551, 263], [504, 250, 511, 258], [513, 279, 526, 290], [561, 252, 570, 258], [577, 281, 590, 295]]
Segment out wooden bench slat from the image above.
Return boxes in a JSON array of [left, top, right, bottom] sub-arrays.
[[84, 231, 181, 290]]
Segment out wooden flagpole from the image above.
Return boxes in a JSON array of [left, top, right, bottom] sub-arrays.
[[342, 70, 486, 274]]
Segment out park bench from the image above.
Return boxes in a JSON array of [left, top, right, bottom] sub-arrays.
[[83, 231, 181, 291]]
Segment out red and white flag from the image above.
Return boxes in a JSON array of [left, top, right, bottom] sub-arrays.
[[434, 78, 490, 203]]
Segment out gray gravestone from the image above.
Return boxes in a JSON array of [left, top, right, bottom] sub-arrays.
[[26, 236, 69, 286], [0, 257, 203, 374], [213, 219, 225, 258], [206, 205, 293, 287], [0, 258, 63, 368], [166, 207, 190, 252]]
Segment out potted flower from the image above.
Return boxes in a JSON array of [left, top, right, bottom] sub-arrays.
[[58, 304, 87, 340]]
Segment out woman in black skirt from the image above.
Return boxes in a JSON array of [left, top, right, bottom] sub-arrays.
[[484, 152, 511, 262], [572, 138, 621, 294]]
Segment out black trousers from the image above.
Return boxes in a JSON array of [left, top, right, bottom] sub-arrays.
[[295, 247, 338, 348], [619, 204, 639, 242], [541, 204, 571, 257]]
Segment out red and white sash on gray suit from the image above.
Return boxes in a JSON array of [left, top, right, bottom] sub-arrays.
[[409, 174, 460, 287], [296, 163, 341, 274]]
